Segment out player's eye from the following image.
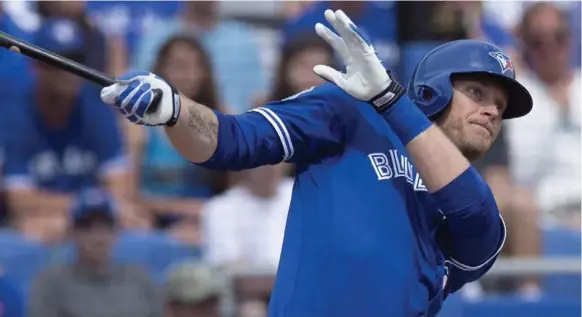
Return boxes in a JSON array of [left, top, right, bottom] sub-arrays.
[[467, 86, 485, 100]]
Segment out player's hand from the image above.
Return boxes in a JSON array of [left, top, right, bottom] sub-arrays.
[[313, 10, 404, 112], [100, 70, 181, 126]]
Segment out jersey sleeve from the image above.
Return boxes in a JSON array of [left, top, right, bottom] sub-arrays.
[[437, 212, 507, 294], [199, 83, 360, 171]]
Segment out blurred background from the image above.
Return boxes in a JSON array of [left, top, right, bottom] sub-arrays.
[[0, 1, 579, 317]]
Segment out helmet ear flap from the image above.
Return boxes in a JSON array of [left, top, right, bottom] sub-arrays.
[[412, 85, 437, 108], [411, 81, 454, 118]]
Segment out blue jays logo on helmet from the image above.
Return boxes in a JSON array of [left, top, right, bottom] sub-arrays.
[[407, 39, 533, 120], [488, 52, 513, 75]]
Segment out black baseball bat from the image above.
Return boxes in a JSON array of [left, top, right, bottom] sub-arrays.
[[0, 30, 161, 112]]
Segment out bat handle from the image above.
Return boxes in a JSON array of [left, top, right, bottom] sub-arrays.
[[147, 89, 163, 114]]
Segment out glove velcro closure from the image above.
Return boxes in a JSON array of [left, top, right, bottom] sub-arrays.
[[369, 79, 406, 113]]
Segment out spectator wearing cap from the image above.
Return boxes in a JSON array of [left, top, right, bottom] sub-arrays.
[[0, 18, 145, 244], [164, 262, 224, 317], [28, 189, 163, 317]]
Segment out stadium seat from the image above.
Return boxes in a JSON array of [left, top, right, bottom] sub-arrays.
[[113, 230, 202, 283], [461, 295, 581, 317], [0, 230, 50, 316], [541, 225, 581, 299]]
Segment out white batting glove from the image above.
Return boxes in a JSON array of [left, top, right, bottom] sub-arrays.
[[313, 10, 405, 112], [100, 70, 180, 126]]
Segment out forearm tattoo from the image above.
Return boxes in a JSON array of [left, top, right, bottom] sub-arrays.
[[187, 103, 218, 144]]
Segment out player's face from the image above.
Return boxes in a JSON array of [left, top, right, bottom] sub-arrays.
[[287, 47, 333, 93], [160, 43, 204, 99], [435, 75, 508, 161]]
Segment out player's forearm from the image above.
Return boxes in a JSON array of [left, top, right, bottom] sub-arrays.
[[164, 95, 219, 164], [406, 126, 470, 191], [380, 97, 470, 192], [166, 96, 288, 171]]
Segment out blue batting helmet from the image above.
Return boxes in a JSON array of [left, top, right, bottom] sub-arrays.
[[407, 39, 533, 119]]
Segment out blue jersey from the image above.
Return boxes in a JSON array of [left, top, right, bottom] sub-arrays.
[[201, 83, 505, 317], [1, 85, 125, 193]]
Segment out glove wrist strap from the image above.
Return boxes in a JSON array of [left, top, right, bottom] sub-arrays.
[[369, 73, 406, 113], [166, 85, 181, 127]]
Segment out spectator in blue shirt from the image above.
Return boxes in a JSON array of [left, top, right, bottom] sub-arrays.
[[1, 18, 142, 244], [86, 1, 183, 56], [0, 2, 39, 97]]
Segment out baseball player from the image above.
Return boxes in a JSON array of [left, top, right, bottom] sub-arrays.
[[100, 10, 532, 317]]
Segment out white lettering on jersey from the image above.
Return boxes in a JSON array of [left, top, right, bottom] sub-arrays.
[[368, 151, 427, 192], [30, 147, 97, 181]]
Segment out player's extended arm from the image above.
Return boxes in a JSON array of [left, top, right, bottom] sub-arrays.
[[163, 96, 220, 163], [315, 10, 504, 269], [100, 71, 354, 170]]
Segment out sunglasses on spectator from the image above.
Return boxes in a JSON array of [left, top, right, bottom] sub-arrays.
[[524, 28, 570, 50]]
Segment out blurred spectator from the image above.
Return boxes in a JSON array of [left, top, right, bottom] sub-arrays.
[[1, 19, 145, 243], [130, 35, 230, 245], [472, 129, 541, 298], [35, 1, 108, 73], [28, 189, 162, 317], [86, 1, 182, 56], [202, 163, 292, 268], [268, 35, 335, 102], [134, 1, 267, 113], [283, 1, 399, 73], [508, 2, 581, 227], [452, 2, 522, 67], [164, 261, 224, 317], [238, 299, 268, 317], [482, 1, 581, 67], [0, 1, 39, 94]]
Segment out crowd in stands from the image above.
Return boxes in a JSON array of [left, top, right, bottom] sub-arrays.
[[0, 1, 579, 317]]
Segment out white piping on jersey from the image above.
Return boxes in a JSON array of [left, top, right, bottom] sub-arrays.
[[251, 107, 294, 161], [446, 213, 507, 271]]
